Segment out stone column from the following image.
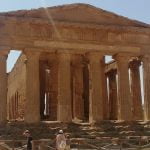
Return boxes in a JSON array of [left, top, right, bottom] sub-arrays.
[[48, 60, 58, 121], [88, 52, 104, 123], [102, 58, 109, 120], [142, 55, 150, 120], [114, 54, 132, 121], [107, 70, 118, 120], [39, 60, 46, 119], [72, 55, 84, 120], [83, 63, 89, 120], [57, 53, 72, 122], [24, 51, 40, 123], [0, 52, 8, 123], [129, 59, 143, 120]]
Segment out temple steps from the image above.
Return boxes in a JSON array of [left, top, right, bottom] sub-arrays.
[[0, 121, 149, 140], [0, 121, 149, 149]]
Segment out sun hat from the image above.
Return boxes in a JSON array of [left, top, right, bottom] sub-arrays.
[[58, 130, 63, 134], [24, 130, 30, 134]]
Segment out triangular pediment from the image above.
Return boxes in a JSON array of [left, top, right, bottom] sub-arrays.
[[0, 3, 149, 28]]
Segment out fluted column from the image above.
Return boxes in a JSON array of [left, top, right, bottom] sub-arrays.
[[24, 51, 41, 123], [0, 52, 8, 123], [72, 55, 84, 120], [57, 53, 72, 122], [114, 54, 132, 121], [102, 58, 109, 120], [107, 70, 118, 120], [39, 61, 46, 120], [48, 60, 58, 121], [130, 59, 143, 120], [88, 52, 104, 123], [142, 55, 150, 120]]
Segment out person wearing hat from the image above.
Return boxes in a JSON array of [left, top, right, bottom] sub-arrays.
[[23, 130, 33, 150], [56, 130, 66, 150]]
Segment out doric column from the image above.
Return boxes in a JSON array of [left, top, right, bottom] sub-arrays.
[[39, 60, 46, 120], [24, 51, 41, 123], [114, 54, 132, 121], [0, 51, 8, 123], [57, 53, 72, 122], [129, 59, 143, 120], [48, 60, 58, 121], [83, 63, 89, 120], [72, 55, 84, 120], [102, 58, 109, 120], [107, 70, 118, 120], [142, 55, 150, 120], [88, 52, 104, 123]]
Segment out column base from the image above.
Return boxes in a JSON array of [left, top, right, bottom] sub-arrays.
[[58, 105, 72, 122], [24, 115, 40, 124], [89, 103, 103, 124]]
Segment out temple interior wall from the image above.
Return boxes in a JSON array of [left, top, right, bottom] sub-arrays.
[[39, 58, 58, 121], [7, 53, 26, 120]]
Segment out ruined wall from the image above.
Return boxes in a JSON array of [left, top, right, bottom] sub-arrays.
[[7, 53, 26, 120]]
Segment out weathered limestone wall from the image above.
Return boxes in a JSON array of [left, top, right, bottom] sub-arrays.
[[0, 52, 8, 123], [7, 53, 26, 120]]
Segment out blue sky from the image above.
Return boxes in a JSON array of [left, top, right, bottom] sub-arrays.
[[1, 0, 150, 72]]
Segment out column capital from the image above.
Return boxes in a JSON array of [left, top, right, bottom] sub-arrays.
[[23, 50, 41, 59], [86, 52, 104, 62], [57, 52, 71, 61], [72, 54, 84, 67], [56, 51, 71, 55]]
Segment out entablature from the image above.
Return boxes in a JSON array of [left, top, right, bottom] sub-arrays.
[[0, 16, 150, 47]]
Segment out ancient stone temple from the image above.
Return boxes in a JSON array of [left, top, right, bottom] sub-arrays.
[[0, 3, 150, 124]]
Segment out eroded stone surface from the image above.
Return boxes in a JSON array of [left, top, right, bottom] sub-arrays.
[[0, 3, 149, 123]]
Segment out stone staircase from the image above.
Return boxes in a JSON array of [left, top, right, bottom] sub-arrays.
[[0, 121, 149, 149]]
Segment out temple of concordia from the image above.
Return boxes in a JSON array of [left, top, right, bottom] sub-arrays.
[[0, 3, 150, 124]]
